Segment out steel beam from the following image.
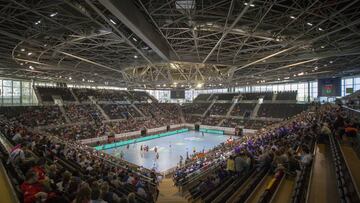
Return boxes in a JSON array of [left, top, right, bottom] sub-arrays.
[[99, 0, 174, 61]]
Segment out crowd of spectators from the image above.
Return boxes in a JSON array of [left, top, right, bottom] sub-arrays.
[[207, 103, 232, 115], [182, 103, 210, 115], [64, 104, 104, 122], [37, 87, 76, 102], [258, 103, 309, 118], [101, 104, 141, 120], [201, 117, 223, 126], [173, 105, 322, 186], [230, 103, 256, 117], [1, 117, 159, 203], [276, 91, 297, 101], [0, 106, 66, 127]]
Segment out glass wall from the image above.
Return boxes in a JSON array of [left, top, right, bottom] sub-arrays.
[[0, 79, 37, 106], [341, 76, 360, 96]]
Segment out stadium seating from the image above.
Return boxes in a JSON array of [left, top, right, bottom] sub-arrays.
[[207, 103, 232, 115], [194, 94, 212, 102], [257, 103, 309, 118], [230, 103, 256, 117], [276, 91, 297, 101], [37, 87, 75, 102]]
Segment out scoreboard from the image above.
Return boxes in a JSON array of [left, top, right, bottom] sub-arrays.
[[318, 77, 341, 97]]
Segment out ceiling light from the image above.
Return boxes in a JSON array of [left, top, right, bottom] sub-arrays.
[[321, 45, 325, 49], [244, 2, 248, 6], [27, 52, 32, 56], [134, 55, 138, 58], [314, 66, 318, 70], [163, 84, 166, 87], [318, 27, 323, 31], [109, 19, 116, 25], [132, 37, 137, 42], [20, 63, 24, 65], [82, 78, 85, 82], [284, 77, 290, 79], [290, 16, 296, 19], [196, 83, 203, 88], [250, 4, 255, 7], [50, 12, 58, 17], [306, 22, 313, 26], [34, 20, 41, 25], [298, 72, 304, 76], [29, 66, 34, 70], [277, 78, 280, 80], [21, 48, 25, 52], [324, 64, 327, 67], [69, 77, 72, 80], [329, 61, 333, 64]]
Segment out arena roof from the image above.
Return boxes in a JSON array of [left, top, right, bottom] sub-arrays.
[[1, 0, 360, 88]]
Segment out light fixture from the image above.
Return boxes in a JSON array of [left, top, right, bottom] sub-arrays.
[[82, 78, 85, 82], [163, 84, 166, 87], [306, 22, 313, 26], [284, 77, 290, 79], [29, 65, 34, 70], [318, 27, 323, 31], [109, 19, 116, 25], [20, 63, 24, 65], [27, 52, 32, 56], [132, 37, 137, 42], [321, 45, 325, 49], [329, 61, 333, 64], [21, 48, 25, 52], [298, 72, 304, 76], [244, 2, 248, 5], [134, 55, 138, 58], [34, 20, 41, 25], [277, 78, 280, 80], [324, 64, 327, 67], [250, 4, 255, 7], [196, 83, 203, 88], [69, 77, 72, 80], [50, 12, 58, 17], [290, 16, 296, 19]]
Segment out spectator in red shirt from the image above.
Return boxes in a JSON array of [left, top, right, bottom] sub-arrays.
[[20, 170, 56, 203]]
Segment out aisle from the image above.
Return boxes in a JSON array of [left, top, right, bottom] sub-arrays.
[[340, 144, 360, 194], [307, 144, 339, 203], [157, 178, 187, 203], [0, 162, 18, 203], [271, 178, 295, 203], [245, 175, 272, 203]]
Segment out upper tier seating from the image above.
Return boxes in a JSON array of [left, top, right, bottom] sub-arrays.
[[258, 103, 309, 118], [276, 91, 297, 100], [207, 103, 232, 115], [101, 104, 141, 119], [194, 94, 212, 102], [37, 87, 75, 102], [72, 89, 130, 102], [230, 103, 256, 116], [210, 93, 238, 101], [128, 91, 154, 102], [182, 103, 210, 115], [240, 93, 262, 100]]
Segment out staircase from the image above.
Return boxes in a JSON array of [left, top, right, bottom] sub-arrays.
[[69, 88, 80, 104], [157, 178, 187, 203], [202, 99, 216, 117], [90, 96, 110, 120], [58, 104, 71, 123], [217, 118, 225, 126], [251, 102, 261, 118], [226, 101, 237, 117], [131, 102, 146, 117]]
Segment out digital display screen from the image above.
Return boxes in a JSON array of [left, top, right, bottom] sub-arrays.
[[318, 77, 341, 96]]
